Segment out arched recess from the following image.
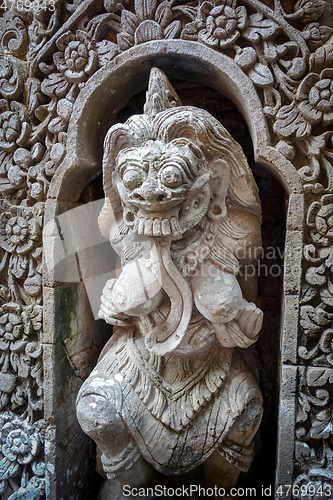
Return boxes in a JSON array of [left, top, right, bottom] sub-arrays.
[[43, 40, 303, 499]]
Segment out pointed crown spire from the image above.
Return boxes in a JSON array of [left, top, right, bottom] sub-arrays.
[[143, 67, 182, 116]]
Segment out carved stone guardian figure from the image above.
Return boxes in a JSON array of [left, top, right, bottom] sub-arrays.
[[76, 68, 263, 497]]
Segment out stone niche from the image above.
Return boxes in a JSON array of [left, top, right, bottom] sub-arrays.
[[0, 1, 333, 500], [44, 49, 292, 499], [72, 79, 286, 498]]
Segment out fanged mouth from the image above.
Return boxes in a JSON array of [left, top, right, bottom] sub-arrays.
[[133, 209, 182, 237]]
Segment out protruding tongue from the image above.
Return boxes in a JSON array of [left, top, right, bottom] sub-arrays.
[[143, 238, 193, 356]]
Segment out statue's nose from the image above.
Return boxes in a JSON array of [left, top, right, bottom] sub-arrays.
[[132, 179, 167, 203]]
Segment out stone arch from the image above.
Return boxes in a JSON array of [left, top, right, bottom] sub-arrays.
[[43, 40, 302, 498], [49, 40, 302, 203]]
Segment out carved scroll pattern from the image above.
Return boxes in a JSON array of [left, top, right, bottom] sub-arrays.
[[294, 367, 333, 497], [0, 0, 333, 496]]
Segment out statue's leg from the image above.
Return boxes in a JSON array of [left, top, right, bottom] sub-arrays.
[[203, 398, 263, 492], [77, 393, 131, 456], [76, 393, 157, 498]]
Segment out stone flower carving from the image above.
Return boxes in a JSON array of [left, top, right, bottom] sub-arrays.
[[1, 418, 40, 465], [41, 30, 98, 98], [0, 413, 44, 497], [302, 23, 332, 50], [0, 202, 42, 281], [117, 0, 181, 50], [0, 413, 40, 481], [307, 194, 333, 245], [197, 0, 247, 49], [0, 308, 31, 352], [0, 301, 42, 412], [54, 30, 98, 84], [297, 69, 333, 126], [0, 100, 30, 153], [0, 303, 33, 409], [0, 209, 41, 256]]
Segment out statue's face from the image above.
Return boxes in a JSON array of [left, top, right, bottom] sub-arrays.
[[113, 138, 206, 237], [115, 139, 203, 215]]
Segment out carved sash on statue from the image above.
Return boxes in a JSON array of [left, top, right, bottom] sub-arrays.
[[76, 68, 263, 490]]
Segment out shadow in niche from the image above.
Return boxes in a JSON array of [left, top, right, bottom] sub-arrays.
[[78, 81, 286, 499]]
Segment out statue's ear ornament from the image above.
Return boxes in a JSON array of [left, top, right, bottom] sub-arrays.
[[179, 173, 212, 232], [207, 159, 230, 221]]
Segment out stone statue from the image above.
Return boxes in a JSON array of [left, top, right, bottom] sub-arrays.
[[76, 68, 263, 497]]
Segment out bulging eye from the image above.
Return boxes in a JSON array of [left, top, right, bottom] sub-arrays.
[[122, 169, 145, 191], [160, 166, 182, 188]]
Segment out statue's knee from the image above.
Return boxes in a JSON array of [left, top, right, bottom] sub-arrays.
[[77, 393, 130, 450], [238, 399, 263, 432], [226, 397, 263, 448]]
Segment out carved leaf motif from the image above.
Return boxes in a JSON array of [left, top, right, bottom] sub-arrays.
[[234, 47, 257, 71], [294, 0, 327, 24], [0, 56, 26, 101], [310, 409, 333, 439], [155, 1, 173, 29], [96, 40, 118, 65], [10, 352, 30, 378], [301, 284, 317, 304], [300, 305, 332, 333], [121, 10, 139, 36], [26, 305, 42, 332], [310, 39, 333, 72], [307, 367, 333, 386], [297, 392, 311, 423], [0, 286, 10, 302], [298, 134, 329, 158], [310, 229, 331, 246], [242, 13, 279, 44], [180, 21, 198, 40], [295, 440, 311, 466], [0, 458, 19, 480], [40, 73, 70, 98], [320, 279, 333, 306], [135, 20, 163, 44], [248, 63, 274, 88], [26, 78, 43, 119], [305, 264, 326, 286], [274, 102, 311, 139], [320, 246, 333, 269], [10, 255, 28, 280], [0, 15, 28, 58], [117, 32, 134, 51], [164, 20, 181, 39], [135, 0, 158, 22]]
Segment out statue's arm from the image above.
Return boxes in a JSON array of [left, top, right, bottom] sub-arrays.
[[98, 279, 130, 326]]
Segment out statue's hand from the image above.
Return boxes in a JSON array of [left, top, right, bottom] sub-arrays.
[[98, 279, 130, 326], [212, 299, 263, 348], [234, 300, 263, 339]]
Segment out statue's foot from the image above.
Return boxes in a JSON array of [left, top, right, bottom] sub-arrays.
[[98, 478, 127, 500], [98, 462, 165, 500]]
